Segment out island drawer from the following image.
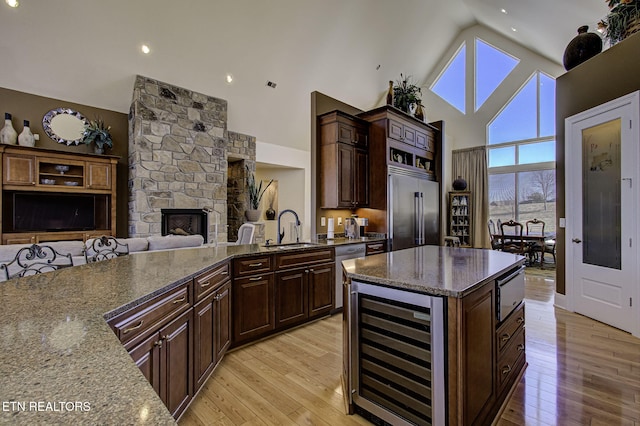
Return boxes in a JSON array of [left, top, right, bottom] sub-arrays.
[[275, 248, 334, 270], [497, 326, 525, 391], [496, 302, 525, 353], [365, 241, 387, 256], [109, 282, 191, 346], [234, 255, 273, 277], [194, 261, 230, 302]]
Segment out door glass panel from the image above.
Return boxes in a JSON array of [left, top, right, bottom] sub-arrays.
[[582, 118, 621, 269]]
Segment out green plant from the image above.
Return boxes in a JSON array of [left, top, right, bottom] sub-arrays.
[[600, 0, 640, 45], [393, 73, 422, 112], [246, 166, 273, 210], [82, 118, 113, 150]]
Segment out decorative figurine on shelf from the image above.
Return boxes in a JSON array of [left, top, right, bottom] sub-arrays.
[[82, 118, 113, 154], [415, 103, 425, 121], [0, 113, 17, 145], [18, 120, 35, 147]]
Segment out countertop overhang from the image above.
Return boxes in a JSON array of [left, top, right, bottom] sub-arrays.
[[343, 245, 526, 298]]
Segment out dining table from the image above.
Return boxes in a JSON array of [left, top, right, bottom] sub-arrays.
[[492, 231, 556, 268]]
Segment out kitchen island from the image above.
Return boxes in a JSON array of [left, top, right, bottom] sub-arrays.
[[342, 245, 526, 426]]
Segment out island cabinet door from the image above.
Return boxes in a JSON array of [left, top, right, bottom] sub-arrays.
[[275, 269, 308, 328], [450, 280, 496, 426], [159, 308, 193, 419], [214, 281, 231, 362], [232, 274, 275, 345], [128, 332, 162, 398], [308, 263, 335, 318]]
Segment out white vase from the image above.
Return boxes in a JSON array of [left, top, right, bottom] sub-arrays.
[[0, 113, 17, 145], [18, 120, 35, 147]]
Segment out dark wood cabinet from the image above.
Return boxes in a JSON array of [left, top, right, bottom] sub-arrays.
[[232, 273, 275, 345], [307, 263, 334, 317], [319, 110, 369, 209], [126, 308, 193, 419], [275, 268, 307, 328]]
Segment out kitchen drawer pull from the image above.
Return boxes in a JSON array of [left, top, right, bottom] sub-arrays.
[[501, 365, 512, 375], [221, 271, 228, 275], [172, 296, 186, 304], [501, 333, 511, 342], [249, 262, 263, 267], [215, 294, 223, 301], [517, 316, 524, 324], [369, 244, 382, 249], [154, 340, 162, 347], [249, 276, 263, 281], [517, 343, 525, 351], [200, 281, 211, 288], [123, 320, 144, 334]]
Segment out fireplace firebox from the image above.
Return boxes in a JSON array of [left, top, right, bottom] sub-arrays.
[[161, 209, 208, 243]]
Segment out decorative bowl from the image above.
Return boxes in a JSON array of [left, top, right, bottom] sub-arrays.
[[55, 165, 70, 174], [40, 178, 56, 185], [63, 181, 79, 186]]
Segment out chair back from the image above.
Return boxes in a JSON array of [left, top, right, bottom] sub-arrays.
[[526, 218, 545, 236], [488, 220, 501, 250], [0, 244, 74, 280], [499, 220, 528, 254], [235, 223, 256, 245], [84, 236, 130, 263]]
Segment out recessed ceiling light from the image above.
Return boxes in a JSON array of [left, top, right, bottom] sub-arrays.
[[511, 27, 517, 32], [6, 0, 19, 7], [141, 44, 151, 54], [501, 8, 507, 14], [226, 74, 234, 84]]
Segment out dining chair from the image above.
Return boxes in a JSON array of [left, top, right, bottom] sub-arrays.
[[84, 236, 130, 263], [0, 244, 74, 280], [525, 218, 546, 265], [235, 223, 256, 245], [487, 220, 501, 250], [499, 220, 530, 258], [544, 237, 557, 264]]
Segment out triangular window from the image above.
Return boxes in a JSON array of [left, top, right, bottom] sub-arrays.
[[431, 43, 466, 114], [475, 39, 519, 111]]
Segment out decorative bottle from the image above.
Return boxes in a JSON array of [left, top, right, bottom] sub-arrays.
[[18, 120, 35, 147], [386, 80, 394, 105], [0, 113, 17, 145], [415, 103, 425, 121]]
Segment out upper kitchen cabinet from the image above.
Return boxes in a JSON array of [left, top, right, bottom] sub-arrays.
[[319, 111, 369, 209]]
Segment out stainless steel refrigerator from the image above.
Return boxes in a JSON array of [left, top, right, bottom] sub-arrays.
[[388, 166, 440, 251]]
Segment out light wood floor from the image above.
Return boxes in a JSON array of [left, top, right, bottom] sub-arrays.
[[180, 274, 640, 425]]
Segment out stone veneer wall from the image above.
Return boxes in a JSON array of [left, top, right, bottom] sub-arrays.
[[128, 75, 256, 243]]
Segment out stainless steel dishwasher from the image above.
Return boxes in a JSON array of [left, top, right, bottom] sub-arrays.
[[335, 243, 367, 309]]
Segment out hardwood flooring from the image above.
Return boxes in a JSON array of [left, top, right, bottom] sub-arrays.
[[180, 273, 640, 425]]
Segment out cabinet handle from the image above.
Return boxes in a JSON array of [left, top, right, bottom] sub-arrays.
[[517, 344, 525, 352], [154, 340, 162, 347], [221, 271, 228, 275], [200, 281, 211, 288], [215, 294, 223, 301], [369, 244, 382, 249], [309, 268, 314, 273], [517, 317, 524, 324], [249, 262, 263, 267], [501, 333, 511, 342], [123, 320, 144, 334], [501, 365, 512, 375], [172, 296, 186, 304], [249, 276, 263, 281]]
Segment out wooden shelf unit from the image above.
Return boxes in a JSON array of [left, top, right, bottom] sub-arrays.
[[449, 191, 472, 247], [0, 145, 118, 244]]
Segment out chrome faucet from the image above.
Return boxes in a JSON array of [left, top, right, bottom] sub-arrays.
[[277, 209, 301, 244]]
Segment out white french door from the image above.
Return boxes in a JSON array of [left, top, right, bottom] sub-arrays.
[[566, 91, 639, 336]]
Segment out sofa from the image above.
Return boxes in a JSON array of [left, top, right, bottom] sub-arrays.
[[0, 234, 205, 280]]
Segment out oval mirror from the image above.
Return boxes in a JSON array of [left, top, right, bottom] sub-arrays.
[[42, 108, 88, 146]]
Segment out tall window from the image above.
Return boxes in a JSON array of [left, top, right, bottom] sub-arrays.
[[487, 72, 556, 231]]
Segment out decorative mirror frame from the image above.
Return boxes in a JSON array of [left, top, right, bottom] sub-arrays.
[[42, 107, 88, 146]]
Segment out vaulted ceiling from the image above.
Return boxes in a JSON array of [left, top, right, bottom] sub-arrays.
[[0, 0, 608, 151]]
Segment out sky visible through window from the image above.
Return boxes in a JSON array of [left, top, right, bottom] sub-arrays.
[[431, 43, 466, 114], [475, 39, 518, 111]]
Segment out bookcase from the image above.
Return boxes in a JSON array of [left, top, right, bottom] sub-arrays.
[[448, 191, 472, 247]]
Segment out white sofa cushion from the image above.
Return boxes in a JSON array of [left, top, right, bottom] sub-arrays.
[[116, 237, 149, 253], [147, 235, 204, 251]]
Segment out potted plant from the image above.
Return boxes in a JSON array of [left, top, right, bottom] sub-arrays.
[[599, 0, 640, 45], [393, 73, 422, 114], [82, 118, 113, 154], [246, 166, 273, 222]]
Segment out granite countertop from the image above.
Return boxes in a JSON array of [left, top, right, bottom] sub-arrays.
[[0, 242, 331, 425], [312, 236, 386, 246], [342, 245, 525, 298]]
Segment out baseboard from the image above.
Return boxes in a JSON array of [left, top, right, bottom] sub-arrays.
[[554, 292, 566, 309]]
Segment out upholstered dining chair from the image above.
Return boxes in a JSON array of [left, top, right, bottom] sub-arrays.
[[525, 218, 546, 264], [499, 220, 530, 258], [488, 219, 501, 250], [84, 236, 130, 263], [235, 223, 256, 245], [0, 244, 74, 280]]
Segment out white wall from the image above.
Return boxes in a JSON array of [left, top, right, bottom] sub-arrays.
[[255, 141, 310, 243], [420, 24, 565, 193]]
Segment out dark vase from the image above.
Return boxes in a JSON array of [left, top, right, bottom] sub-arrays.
[[563, 25, 602, 71], [452, 176, 467, 191], [265, 207, 276, 220]]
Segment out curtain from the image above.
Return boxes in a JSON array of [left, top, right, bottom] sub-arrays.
[[451, 147, 489, 249]]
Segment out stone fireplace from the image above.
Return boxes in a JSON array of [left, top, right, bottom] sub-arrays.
[[161, 208, 209, 242], [128, 75, 256, 243]]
